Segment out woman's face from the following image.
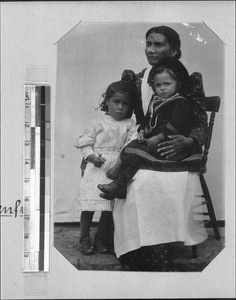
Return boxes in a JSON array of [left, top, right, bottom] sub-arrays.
[[106, 91, 131, 121], [145, 33, 177, 66]]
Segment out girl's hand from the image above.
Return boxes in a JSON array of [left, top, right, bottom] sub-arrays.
[[137, 130, 147, 144], [137, 130, 145, 141], [86, 154, 106, 168], [157, 134, 193, 158], [146, 135, 161, 146]]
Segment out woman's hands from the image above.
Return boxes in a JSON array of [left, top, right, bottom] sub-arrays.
[[157, 134, 193, 158], [86, 135, 194, 169], [86, 154, 106, 168], [138, 131, 193, 158]]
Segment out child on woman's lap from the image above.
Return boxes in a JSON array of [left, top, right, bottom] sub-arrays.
[[98, 57, 201, 200], [75, 79, 137, 255]]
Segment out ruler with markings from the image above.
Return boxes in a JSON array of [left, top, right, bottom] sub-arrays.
[[23, 85, 50, 272]]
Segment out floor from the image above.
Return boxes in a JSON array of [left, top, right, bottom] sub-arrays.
[[54, 222, 225, 272]]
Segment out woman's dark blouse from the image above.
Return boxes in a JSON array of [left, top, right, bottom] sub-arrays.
[[122, 69, 208, 150], [119, 69, 209, 269]]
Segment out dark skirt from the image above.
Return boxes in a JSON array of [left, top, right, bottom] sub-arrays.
[[119, 243, 174, 272], [120, 139, 202, 172]]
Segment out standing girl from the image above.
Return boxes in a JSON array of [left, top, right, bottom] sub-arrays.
[[75, 79, 137, 255]]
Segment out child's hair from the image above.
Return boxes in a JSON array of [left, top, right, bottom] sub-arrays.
[[149, 57, 190, 97], [99, 78, 136, 119]]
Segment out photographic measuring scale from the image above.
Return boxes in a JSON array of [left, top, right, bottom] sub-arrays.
[[23, 85, 50, 272]]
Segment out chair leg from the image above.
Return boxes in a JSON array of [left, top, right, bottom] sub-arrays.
[[199, 174, 221, 240], [192, 245, 198, 258]]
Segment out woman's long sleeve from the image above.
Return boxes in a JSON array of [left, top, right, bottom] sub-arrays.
[[187, 72, 208, 148], [121, 69, 145, 125]]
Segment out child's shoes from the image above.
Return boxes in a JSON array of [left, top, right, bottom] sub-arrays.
[[97, 181, 126, 200], [94, 239, 109, 254], [99, 192, 116, 200]]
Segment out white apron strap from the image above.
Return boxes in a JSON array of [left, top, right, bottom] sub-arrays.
[[141, 66, 154, 115]]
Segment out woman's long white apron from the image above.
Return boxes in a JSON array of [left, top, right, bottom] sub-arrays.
[[113, 170, 208, 258]]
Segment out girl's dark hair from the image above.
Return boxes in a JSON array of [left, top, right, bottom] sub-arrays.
[[146, 26, 181, 59], [149, 57, 190, 96], [99, 77, 136, 118]]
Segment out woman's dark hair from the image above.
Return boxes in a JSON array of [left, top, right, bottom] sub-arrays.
[[146, 26, 181, 59], [149, 57, 190, 96], [99, 78, 136, 118]]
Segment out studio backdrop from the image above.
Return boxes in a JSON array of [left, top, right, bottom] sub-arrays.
[[54, 22, 224, 223]]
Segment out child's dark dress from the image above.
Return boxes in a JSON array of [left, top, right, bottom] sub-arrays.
[[120, 93, 202, 173]]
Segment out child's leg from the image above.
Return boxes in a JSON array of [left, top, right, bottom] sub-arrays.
[[98, 162, 139, 200], [80, 211, 95, 255], [98, 140, 147, 200], [94, 211, 114, 253], [80, 211, 94, 240], [120, 139, 149, 164]]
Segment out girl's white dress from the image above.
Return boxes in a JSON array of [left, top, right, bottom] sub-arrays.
[[75, 114, 137, 211]]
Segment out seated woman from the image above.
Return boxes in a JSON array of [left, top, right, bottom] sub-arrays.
[[98, 57, 202, 200], [111, 26, 209, 271]]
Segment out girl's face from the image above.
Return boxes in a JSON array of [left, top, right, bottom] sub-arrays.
[[145, 33, 177, 66], [153, 70, 177, 99], [106, 91, 131, 121]]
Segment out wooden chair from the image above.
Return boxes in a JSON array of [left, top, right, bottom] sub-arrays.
[[191, 96, 221, 258]]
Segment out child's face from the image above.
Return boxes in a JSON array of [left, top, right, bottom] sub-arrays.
[[106, 91, 131, 121], [153, 70, 177, 99]]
